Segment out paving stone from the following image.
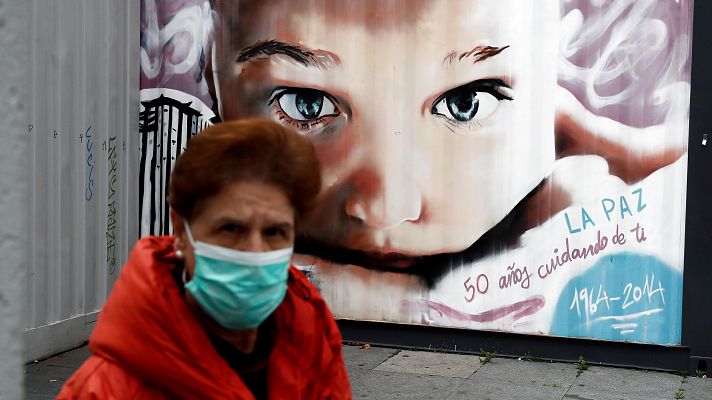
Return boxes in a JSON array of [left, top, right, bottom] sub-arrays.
[[343, 345, 399, 382], [375, 350, 481, 378], [446, 358, 577, 400], [564, 366, 683, 400], [22, 343, 697, 400], [351, 369, 463, 399], [23, 347, 91, 397], [681, 377, 712, 400], [23, 364, 74, 396], [343, 345, 398, 371]]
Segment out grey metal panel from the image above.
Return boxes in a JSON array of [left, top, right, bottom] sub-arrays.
[[25, 0, 139, 361]]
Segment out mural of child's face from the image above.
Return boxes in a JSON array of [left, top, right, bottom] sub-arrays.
[[213, 0, 558, 270]]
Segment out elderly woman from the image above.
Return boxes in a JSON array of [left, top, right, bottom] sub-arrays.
[[58, 120, 351, 399]]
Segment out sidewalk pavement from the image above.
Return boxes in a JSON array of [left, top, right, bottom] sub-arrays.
[[24, 344, 711, 400]]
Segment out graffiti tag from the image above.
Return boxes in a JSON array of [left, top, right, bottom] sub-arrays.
[[85, 126, 95, 201], [106, 136, 119, 275]]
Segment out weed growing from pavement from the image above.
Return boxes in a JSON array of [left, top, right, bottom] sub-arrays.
[[520, 352, 543, 362], [673, 370, 688, 377], [675, 387, 685, 399], [576, 356, 588, 376], [696, 369, 706, 378], [479, 349, 495, 364]]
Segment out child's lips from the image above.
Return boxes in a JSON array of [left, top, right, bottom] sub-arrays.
[[360, 251, 419, 269], [295, 236, 425, 271]]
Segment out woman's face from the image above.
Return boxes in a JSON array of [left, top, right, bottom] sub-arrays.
[[173, 181, 296, 277], [214, 0, 557, 269]]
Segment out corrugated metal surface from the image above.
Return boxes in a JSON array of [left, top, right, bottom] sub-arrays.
[[25, 0, 139, 361]]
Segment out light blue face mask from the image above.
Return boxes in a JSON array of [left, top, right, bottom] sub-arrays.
[[182, 221, 293, 330]]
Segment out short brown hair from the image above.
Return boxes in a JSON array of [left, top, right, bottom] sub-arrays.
[[168, 119, 321, 222]]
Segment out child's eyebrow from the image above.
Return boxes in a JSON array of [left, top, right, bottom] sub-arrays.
[[236, 39, 340, 69], [442, 45, 510, 65]]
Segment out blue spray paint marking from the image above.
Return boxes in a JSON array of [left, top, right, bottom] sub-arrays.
[[550, 252, 682, 344], [85, 126, 95, 201]]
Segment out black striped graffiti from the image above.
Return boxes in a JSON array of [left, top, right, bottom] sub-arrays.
[[138, 89, 215, 236]]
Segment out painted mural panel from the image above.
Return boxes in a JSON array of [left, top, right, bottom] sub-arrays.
[[140, 0, 692, 345]]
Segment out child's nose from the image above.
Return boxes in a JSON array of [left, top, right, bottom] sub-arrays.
[[343, 148, 423, 230]]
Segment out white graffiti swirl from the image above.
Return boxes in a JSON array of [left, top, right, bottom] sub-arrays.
[[559, 0, 690, 119], [140, 0, 214, 80]]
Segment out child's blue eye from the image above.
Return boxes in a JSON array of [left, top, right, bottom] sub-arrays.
[[270, 88, 339, 121], [431, 79, 512, 123]]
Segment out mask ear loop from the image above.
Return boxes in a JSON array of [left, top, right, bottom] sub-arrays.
[[182, 266, 189, 284], [183, 219, 196, 246], [181, 219, 195, 285]]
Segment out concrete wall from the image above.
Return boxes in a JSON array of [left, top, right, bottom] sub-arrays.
[[0, 1, 30, 398]]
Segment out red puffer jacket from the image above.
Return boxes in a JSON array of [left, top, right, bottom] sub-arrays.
[[57, 236, 351, 399]]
